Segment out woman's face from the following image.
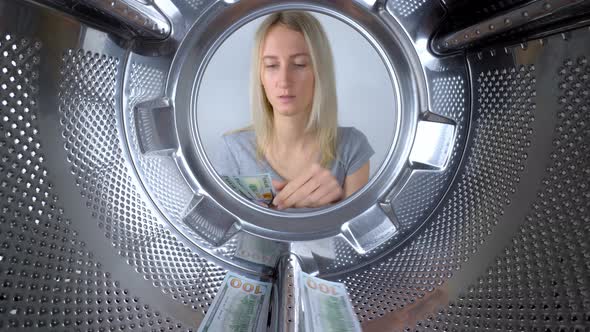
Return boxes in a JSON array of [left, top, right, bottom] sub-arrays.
[[260, 24, 315, 119]]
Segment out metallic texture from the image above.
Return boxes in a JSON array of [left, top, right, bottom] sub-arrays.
[[391, 74, 467, 230], [414, 27, 590, 332], [58, 48, 227, 314], [0, 29, 191, 330], [126, 0, 467, 281], [314, 2, 470, 277], [441, 0, 528, 13], [388, 0, 428, 17], [434, 0, 588, 52], [78, 0, 171, 39], [271, 255, 302, 332], [347, 49, 537, 325], [134, 98, 176, 155], [24, 0, 171, 40], [409, 117, 456, 170], [361, 21, 590, 332], [0, 0, 589, 330], [0, 2, 228, 329], [168, 0, 421, 244], [183, 0, 207, 11]]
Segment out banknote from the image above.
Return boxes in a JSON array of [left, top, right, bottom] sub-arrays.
[[221, 175, 256, 200], [221, 173, 275, 205], [234, 174, 275, 204], [300, 272, 361, 332], [234, 238, 286, 267], [198, 272, 272, 332]]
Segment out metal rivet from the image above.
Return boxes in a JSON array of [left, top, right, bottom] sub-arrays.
[[522, 11, 529, 17], [475, 29, 481, 35], [544, 3, 552, 10], [504, 18, 511, 25], [489, 24, 495, 30]]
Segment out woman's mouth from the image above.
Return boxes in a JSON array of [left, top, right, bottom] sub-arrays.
[[278, 95, 295, 103]]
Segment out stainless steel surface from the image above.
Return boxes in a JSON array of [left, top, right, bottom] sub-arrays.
[[0, 1, 208, 330], [79, 0, 172, 39], [0, 0, 589, 331], [422, 28, 590, 332], [434, 0, 589, 53], [354, 21, 590, 332], [134, 98, 176, 155], [272, 254, 302, 332], [387, 0, 429, 17], [23, 0, 171, 39], [409, 114, 456, 170], [127, 0, 466, 278], [169, 0, 419, 242]]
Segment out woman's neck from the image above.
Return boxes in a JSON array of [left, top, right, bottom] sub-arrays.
[[265, 112, 319, 180], [271, 112, 314, 155]]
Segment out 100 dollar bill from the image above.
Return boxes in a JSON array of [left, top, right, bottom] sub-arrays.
[[300, 272, 361, 332], [198, 273, 272, 332], [221, 173, 275, 205], [236, 174, 275, 203]]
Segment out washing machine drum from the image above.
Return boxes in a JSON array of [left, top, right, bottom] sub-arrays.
[[0, 0, 589, 330]]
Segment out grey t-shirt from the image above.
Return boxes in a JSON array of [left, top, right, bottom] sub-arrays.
[[213, 127, 374, 185]]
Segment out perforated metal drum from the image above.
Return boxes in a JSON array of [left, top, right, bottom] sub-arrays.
[[0, 0, 589, 331]]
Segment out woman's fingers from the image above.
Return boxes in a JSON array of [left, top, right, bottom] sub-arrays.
[[279, 175, 322, 209], [272, 179, 287, 191], [274, 164, 343, 209], [272, 164, 320, 207], [297, 175, 342, 208]]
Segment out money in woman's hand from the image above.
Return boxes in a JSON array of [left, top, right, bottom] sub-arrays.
[[221, 173, 275, 206]]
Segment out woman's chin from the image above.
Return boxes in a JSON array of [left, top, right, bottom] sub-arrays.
[[274, 108, 302, 117]]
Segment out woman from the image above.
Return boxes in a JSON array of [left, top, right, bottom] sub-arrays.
[[215, 11, 374, 210]]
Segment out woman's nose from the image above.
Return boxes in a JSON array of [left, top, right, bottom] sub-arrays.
[[276, 66, 292, 88]]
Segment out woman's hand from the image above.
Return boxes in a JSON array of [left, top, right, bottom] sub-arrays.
[[271, 163, 343, 210]]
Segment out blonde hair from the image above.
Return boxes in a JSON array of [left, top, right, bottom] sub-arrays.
[[249, 11, 338, 168]]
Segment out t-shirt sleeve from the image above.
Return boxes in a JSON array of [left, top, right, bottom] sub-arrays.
[[211, 135, 240, 176], [344, 128, 375, 174]]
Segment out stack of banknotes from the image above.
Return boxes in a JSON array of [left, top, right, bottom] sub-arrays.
[[221, 173, 276, 206], [234, 239, 286, 267], [300, 272, 362, 332], [197, 271, 361, 332], [197, 273, 272, 332]]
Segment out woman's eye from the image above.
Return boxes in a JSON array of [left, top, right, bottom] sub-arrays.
[[265, 64, 278, 68], [294, 63, 307, 68]]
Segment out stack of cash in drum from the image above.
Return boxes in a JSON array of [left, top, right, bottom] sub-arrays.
[[299, 271, 362, 332], [197, 272, 361, 332], [197, 273, 272, 332]]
